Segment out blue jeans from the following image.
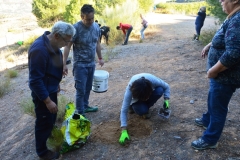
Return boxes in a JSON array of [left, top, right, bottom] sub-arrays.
[[32, 92, 57, 156], [201, 79, 237, 144], [123, 26, 133, 45], [73, 64, 95, 114], [131, 87, 164, 115], [140, 26, 147, 39], [195, 24, 203, 36]]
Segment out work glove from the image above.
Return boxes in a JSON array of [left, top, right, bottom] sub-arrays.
[[163, 99, 170, 110], [119, 130, 130, 145]]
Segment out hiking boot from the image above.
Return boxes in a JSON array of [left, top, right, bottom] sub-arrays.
[[84, 106, 98, 113], [195, 118, 207, 129], [141, 112, 151, 119], [191, 138, 218, 150], [39, 150, 60, 160]]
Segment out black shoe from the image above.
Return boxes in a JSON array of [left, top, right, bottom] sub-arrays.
[[129, 106, 134, 114], [191, 138, 218, 150], [39, 150, 60, 160], [195, 118, 207, 129], [122, 43, 127, 45]]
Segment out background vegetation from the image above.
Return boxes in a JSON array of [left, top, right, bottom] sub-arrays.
[[31, 0, 226, 45]]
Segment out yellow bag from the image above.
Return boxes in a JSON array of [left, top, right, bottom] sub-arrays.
[[60, 102, 91, 154]]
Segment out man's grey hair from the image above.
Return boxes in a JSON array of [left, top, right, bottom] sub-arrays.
[[52, 21, 76, 37]]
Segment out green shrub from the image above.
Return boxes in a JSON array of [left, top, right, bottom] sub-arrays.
[[200, 28, 217, 46], [6, 69, 18, 78], [156, 2, 209, 15], [0, 78, 10, 98]]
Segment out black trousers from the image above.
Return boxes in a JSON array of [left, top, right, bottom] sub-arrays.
[[32, 92, 57, 156]]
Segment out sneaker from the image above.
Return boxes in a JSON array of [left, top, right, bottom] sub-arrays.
[[39, 150, 60, 160], [195, 118, 207, 129], [122, 43, 127, 45], [191, 138, 218, 150], [141, 112, 151, 119], [84, 106, 98, 113]]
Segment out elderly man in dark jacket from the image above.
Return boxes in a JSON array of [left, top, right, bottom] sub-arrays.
[[28, 21, 75, 160]]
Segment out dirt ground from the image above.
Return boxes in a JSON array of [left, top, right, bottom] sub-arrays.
[[1, 12, 240, 160]]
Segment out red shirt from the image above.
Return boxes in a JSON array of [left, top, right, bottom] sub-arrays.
[[120, 23, 132, 35]]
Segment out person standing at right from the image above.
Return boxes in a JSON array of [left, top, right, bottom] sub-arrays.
[[116, 23, 133, 45], [193, 6, 206, 41], [191, 0, 240, 150], [63, 4, 104, 116], [140, 14, 148, 40]]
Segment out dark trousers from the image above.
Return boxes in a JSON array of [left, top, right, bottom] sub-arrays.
[[32, 92, 57, 156], [195, 24, 203, 36], [123, 26, 133, 45], [131, 87, 163, 115]]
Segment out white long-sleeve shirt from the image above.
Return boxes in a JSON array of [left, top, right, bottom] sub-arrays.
[[120, 73, 170, 127]]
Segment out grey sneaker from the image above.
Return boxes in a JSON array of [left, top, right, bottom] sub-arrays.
[[191, 138, 218, 150], [195, 118, 207, 129]]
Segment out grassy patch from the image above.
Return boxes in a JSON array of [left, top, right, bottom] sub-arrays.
[[20, 98, 35, 117], [6, 54, 16, 62], [20, 95, 70, 124], [0, 78, 11, 98], [102, 45, 118, 62], [6, 69, 18, 78]]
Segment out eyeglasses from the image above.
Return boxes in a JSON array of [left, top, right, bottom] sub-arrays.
[[59, 34, 71, 43]]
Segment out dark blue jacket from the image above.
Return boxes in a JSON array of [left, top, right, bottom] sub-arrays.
[[208, 11, 240, 85], [28, 31, 63, 100], [195, 11, 206, 27]]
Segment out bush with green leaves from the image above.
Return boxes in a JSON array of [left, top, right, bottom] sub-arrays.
[[206, 0, 227, 23], [32, 0, 71, 27]]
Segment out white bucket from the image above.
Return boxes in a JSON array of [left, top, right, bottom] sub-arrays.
[[92, 70, 109, 93]]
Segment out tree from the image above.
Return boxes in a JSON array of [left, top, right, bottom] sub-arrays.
[[32, 0, 70, 27], [138, 0, 154, 13], [206, 0, 227, 23]]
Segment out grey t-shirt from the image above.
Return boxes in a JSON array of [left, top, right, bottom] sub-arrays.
[[72, 21, 101, 65]]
